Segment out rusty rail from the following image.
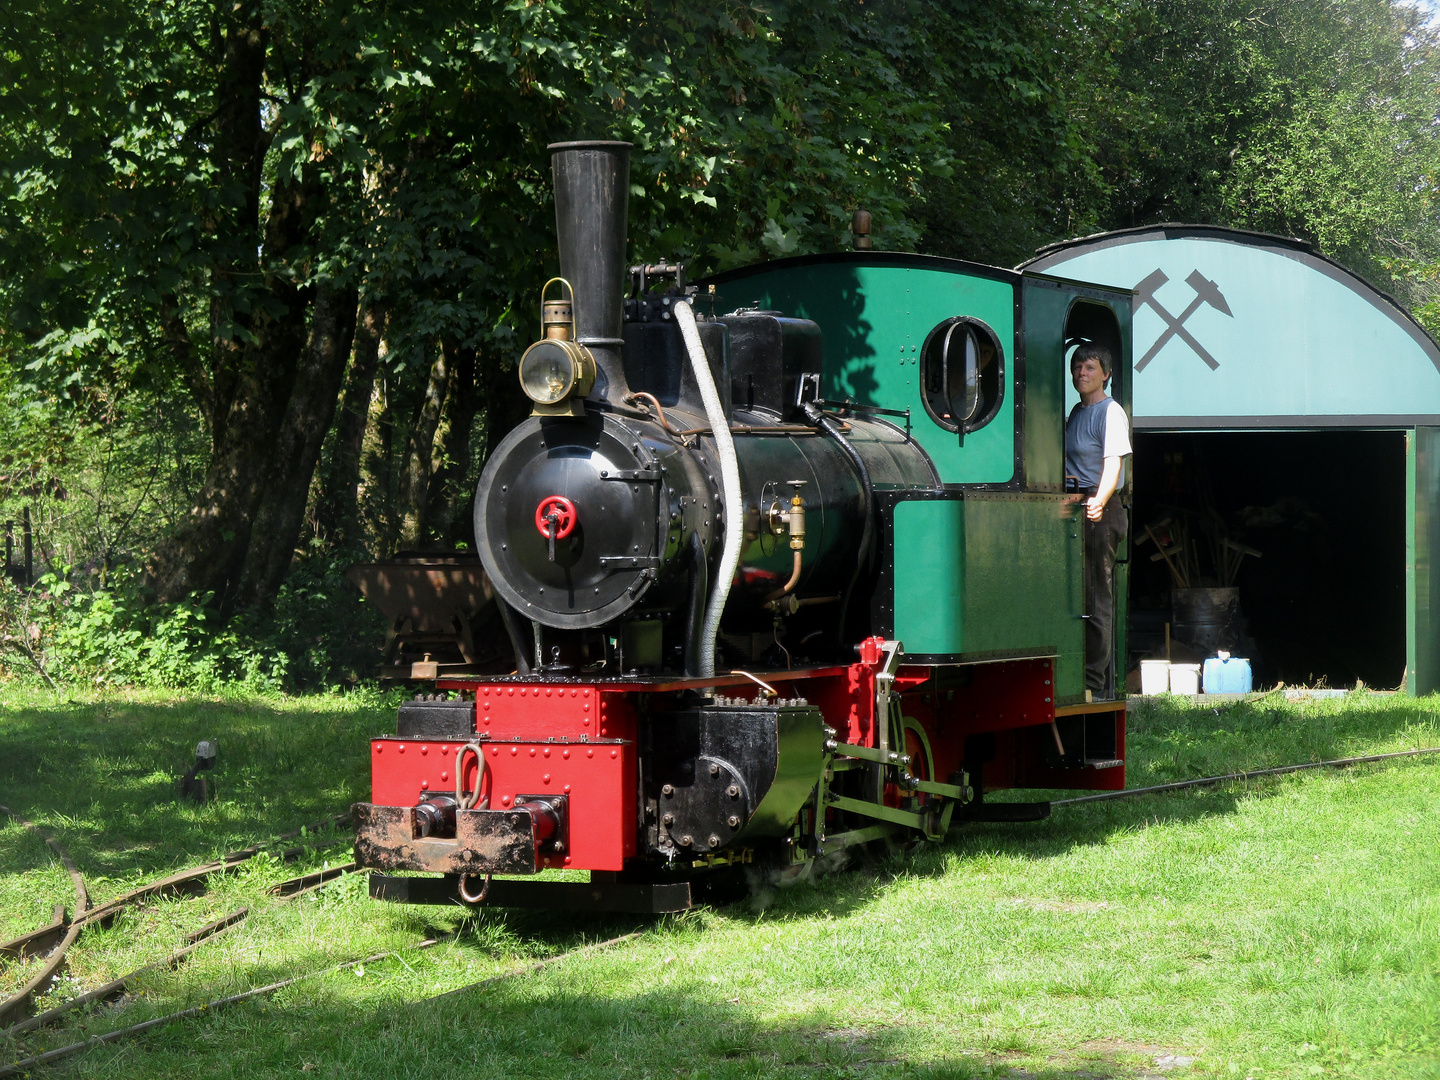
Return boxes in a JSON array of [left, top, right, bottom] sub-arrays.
[[0, 805, 89, 1029], [269, 862, 358, 900], [0, 810, 352, 1028], [1050, 746, 1440, 807], [0, 908, 249, 1040], [0, 937, 447, 1078]]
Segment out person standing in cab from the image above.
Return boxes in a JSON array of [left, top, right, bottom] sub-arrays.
[[1064, 343, 1131, 699]]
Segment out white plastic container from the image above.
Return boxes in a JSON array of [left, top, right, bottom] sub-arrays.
[[1140, 659, 1171, 695], [1169, 663, 1201, 695]]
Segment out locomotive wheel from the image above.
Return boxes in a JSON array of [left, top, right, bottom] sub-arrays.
[[883, 714, 935, 810]]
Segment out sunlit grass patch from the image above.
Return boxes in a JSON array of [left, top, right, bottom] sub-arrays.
[[1, 687, 1438, 1077]]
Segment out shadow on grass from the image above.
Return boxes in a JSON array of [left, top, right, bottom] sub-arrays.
[[0, 695, 389, 886], [65, 947, 1166, 1080], [3, 688, 1436, 924], [311, 970, 1157, 1080]]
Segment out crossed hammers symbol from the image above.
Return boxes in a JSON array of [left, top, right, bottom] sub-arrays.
[[1134, 268, 1233, 372]]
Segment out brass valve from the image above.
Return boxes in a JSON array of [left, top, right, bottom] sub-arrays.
[[767, 481, 807, 550], [785, 492, 805, 550]]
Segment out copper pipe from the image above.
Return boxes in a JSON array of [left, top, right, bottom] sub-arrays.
[[624, 392, 683, 436], [765, 549, 803, 602], [795, 594, 841, 607]]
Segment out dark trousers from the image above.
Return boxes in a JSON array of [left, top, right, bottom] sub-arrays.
[[1083, 497, 1127, 693]]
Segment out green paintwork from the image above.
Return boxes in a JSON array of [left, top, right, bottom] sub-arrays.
[[890, 493, 1084, 697], [960, 493, 1086, 700], [709, 255, 1129, 696], [714, 257, 1017, 484], [1406, 428, 1440, 695], [893, 499, 965, 654], [1025, 275, 1137, 487], [1022, 276, 1133, 693], [1020, 279, 1070, 487]]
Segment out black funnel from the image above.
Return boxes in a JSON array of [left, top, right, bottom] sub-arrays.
[[550, 140, 632, 402]]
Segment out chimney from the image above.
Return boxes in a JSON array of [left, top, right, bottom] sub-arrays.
[[549, 140, 632, 402]]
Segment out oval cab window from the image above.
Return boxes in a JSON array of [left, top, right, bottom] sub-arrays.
[[920, 317, 1004, 434]]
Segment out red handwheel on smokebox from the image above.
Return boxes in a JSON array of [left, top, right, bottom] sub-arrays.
[[534, 495, 577, 539]]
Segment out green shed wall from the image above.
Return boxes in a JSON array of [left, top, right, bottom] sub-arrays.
[[1407, 428, 1440, 695]]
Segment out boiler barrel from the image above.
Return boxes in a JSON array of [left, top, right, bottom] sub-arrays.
[[710, 415, 939, 631]]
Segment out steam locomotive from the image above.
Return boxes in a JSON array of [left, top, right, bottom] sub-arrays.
[[352, 141, 1134, 911]]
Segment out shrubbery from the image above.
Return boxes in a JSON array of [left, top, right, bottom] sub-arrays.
[[0, 555, 386, 693]]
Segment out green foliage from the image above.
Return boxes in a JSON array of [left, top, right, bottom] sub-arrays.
[[3, 0, 1440, 660], [0, 558, 385, 692], [1091, 0, 1440, 315]]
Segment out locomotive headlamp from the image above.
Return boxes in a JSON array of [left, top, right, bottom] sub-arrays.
[[519, 340, 589, 403], [519, 278, 595, 416]]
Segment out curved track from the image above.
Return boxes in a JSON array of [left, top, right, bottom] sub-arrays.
[[0, 931, 644, 1077], [0, 806, 89, 1029], [3, 744, 1436, 1073], [0, 810, 352, 1028]]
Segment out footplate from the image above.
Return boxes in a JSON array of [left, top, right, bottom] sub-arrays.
[[352, 800, 562, 876]]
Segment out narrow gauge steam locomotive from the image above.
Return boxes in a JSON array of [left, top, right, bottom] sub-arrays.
[[353, 142, 1133, 912]]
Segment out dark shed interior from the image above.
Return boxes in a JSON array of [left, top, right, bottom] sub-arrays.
[[1127, 430, 1406, 689]]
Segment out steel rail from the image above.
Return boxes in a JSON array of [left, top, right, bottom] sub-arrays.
[[269, 862, 358, 900], [0, 906, 65, 962], [0, 927, 644, 1075], [422, 931, 644, 1003], [0, 806, 89, 1029], [0, 908, 249, 1040], [0, 937, 446, 1078], [0, 811, 352, 1027], [1051, 746, 1440, 807]]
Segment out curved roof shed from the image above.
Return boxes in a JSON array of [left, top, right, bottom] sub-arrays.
[[1024, 225, 1440, 695], [1024, 225, 1440, 429]]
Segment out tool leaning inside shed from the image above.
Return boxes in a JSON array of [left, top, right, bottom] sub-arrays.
[[350, 140, 1136, 913]]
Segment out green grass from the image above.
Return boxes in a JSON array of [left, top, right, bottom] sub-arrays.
[[1, 687, 1439, 1078]]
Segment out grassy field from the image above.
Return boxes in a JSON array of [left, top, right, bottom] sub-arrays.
[[1, 687, 1438, 1079]]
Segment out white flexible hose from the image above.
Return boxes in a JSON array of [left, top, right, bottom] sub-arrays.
[[674, 298, 742, 678]]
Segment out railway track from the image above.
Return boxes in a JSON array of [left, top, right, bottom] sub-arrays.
[[0, 931, 643, 1077], [3, 743, 1435, 1074], [1049, 746, 1440, 808], [0, 808, 354, 1031]]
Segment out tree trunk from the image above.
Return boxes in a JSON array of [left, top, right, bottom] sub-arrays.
[[148, 176, 314, 607], [236, 280, 359, 607], [426, 338, 478, 549], [360, 369, 396, 555], [316, 302, 384, 547], [473, 342, 533, 467], [207, 4, 269, 456], [397, 347, 449, 549]]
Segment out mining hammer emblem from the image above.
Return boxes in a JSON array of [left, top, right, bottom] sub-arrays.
[[1134, 269, 1233, 372]]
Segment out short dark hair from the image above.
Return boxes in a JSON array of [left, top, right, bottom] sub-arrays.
[[1070, 342, 1112, 378]]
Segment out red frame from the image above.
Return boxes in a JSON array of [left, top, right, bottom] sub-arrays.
[[370, 642, 1127, 871]]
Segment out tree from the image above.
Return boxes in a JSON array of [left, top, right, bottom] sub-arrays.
[[1, 0, 962, 608], [5, 0, 1438, 628], [1091, 0, 1440, 306]]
